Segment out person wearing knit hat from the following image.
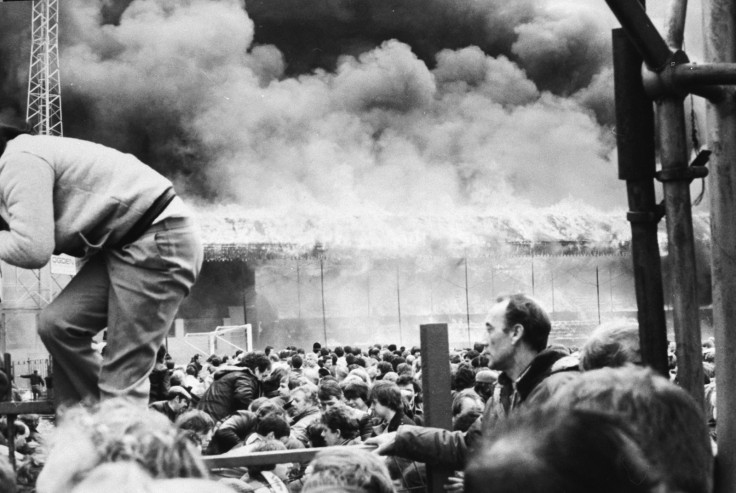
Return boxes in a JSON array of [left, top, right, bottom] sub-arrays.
[[474, 370, 498, 403], [149, 386, 192, 422]]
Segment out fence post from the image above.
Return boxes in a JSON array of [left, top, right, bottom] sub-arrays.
[[420, 324, 453, 493]]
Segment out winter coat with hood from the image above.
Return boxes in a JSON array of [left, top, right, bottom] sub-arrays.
[[389, 347, 579, 470], [198, 365, 260, 422]]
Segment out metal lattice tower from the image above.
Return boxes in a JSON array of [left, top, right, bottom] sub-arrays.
[[26, 0, 62, 136]]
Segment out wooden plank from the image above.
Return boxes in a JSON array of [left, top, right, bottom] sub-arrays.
[[202, 444, 376, 469], [0, 400, 55, 415], [420, 324, 453, 493]]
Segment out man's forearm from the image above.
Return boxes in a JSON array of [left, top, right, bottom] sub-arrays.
[[392, 425, 468, 470]]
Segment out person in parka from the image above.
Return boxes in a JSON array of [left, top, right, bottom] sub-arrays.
[[366, 294, 579, 470], [198, 351, 271, 422]]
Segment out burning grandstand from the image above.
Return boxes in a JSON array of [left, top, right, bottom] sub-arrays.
[[0, 0, 713, 356], [178, 205, 631, 350]]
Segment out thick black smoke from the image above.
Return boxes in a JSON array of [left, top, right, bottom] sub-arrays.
[[0, 0, 629, 213]]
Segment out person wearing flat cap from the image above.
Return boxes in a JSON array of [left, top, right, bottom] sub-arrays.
[[149, 386, 192, 422], [0, 123, 202, 408]]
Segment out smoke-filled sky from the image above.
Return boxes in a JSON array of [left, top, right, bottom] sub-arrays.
[[0, 0, 708, 219]]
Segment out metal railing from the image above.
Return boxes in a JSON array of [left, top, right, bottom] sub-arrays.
[[203, 445, 429, 492]]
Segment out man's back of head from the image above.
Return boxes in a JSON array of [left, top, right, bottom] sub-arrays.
[[545, 365, 713, 493], [579, 320, 641, 371]]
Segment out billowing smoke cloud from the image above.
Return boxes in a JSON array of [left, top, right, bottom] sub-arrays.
[[0, 4, 31, 121], [0, 0, 627, 215]]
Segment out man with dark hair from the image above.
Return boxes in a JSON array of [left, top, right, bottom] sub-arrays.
[[290, 354, 304, 377], [465, 406, 666, 493], [342, 380, 370, 412], [321, 405, 361, 446], [396, 374, 423, 426], [376, 361, 393, 380], [547, 365, 713, 493], [242, 414, 291, 449], [369, 381, 415, 436], [198, 351, 271, 422], [149, 386, 192, 422], [367, 293, 578, 470], [0, 124, 202, 407], [318, 379, 373, 440], [148, 345, 171, 404]]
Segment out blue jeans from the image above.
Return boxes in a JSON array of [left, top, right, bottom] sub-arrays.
[[38, 216, 202, 406]]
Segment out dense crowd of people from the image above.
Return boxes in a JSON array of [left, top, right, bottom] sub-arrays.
[[0, 293, 721, 493]]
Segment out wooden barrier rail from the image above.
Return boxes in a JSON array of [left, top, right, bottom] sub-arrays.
[[203, 444, 376, 469]]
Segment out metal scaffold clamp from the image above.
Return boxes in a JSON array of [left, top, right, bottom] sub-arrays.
[[655, 149, 710, 183]]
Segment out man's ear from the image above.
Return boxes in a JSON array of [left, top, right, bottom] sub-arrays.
[[266, 431, 276, 440], [510, 324, 525, 345]]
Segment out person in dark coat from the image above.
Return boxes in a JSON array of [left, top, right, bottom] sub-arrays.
[[366, 293, 579, 470], [369, 380, 415, 436], [148, 345, 171, 404], [198, 351, 271, 422], [20, 370, 45, 400], [149, 385, 191, 422]]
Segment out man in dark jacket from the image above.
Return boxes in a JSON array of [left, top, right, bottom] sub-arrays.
[[198, 351, 271, 422], [367, 293, 579, 470], [20, 370, 45, 400], [369, 381, 415, 436], [149, 385, 191, 422]]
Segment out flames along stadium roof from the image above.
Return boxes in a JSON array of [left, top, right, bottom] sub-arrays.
[[195, 206, 711, 262]]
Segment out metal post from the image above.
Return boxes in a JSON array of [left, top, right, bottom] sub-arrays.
[[420, 324, 453, 493], [609, 265, 614, 313], [464, 256, 471, 345], [320, 258, 327, 344], [550, 269, 555, 314], [530, 245, 535, 296], [664, 0, 688, 50], [596, 266, 601, 325], [703, 1, 736, 490], [396, 265, 403, 345], [366, 269, 371, 318], [296, 259, 302, 321], [604, 0, 672, 70], [657, 96, 704, 406], [607, 0, 701, 387]]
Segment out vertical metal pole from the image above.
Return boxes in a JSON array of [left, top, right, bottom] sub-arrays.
[[420, 324, 453, 493], [366, 269, 371, 318], [612, 28, 670, 377], [320, 258, 327, 343], [241, 262, 249, 325], [703, 1, 736, 490], [296, 259, 302, 321], [0, 313, 5, 355], [596, 266, 601, 325], [396, 264, 403, 345], [550, 269, 555, 314], [530, 245, 535, 296], [657, 96, 704, 406], [609, 265, 614, 313], [464, 256, 471, 345]]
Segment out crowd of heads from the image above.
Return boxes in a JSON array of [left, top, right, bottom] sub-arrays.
[[0, 293, 722, 493]]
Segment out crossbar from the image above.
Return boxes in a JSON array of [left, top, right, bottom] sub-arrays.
[[203, 444, 376, 469]]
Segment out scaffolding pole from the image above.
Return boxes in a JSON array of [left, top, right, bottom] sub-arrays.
[[703, 1, 736, 490], [605, 0, 704, 403]]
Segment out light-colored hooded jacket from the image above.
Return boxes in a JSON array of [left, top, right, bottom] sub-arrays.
[[0, 134, 172, 268]]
